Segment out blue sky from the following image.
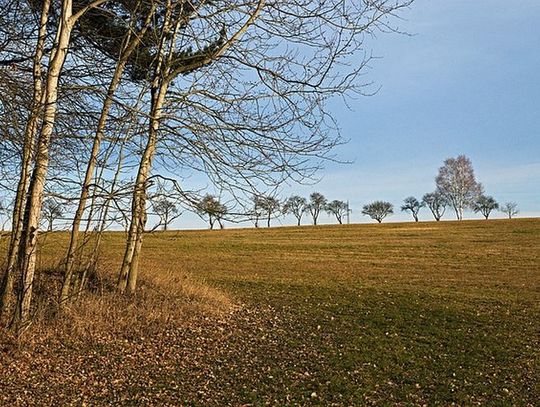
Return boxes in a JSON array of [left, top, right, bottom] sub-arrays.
[[175, 0, 540, 228]]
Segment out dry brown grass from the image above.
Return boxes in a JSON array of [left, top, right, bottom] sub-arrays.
[[0, 218, 538, 405]]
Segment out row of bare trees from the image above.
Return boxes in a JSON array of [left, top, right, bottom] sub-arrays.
[[0, 0, 414, 334], [362, 156, 520, 223]]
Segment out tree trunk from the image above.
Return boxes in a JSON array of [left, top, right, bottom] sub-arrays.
[[12, 4, 74, 332], [62, 4, 156, 305], [0, 0, 51, 321]]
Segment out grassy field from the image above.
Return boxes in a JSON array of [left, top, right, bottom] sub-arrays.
[[1, 218, 539, 405]]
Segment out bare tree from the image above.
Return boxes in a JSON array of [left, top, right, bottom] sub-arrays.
[[197, 194, 227, 230], [326, 200, 348, 225], [362, 201, 393, 223], [5, 0, 116, 332], [61, 1, 158, 306], [259, 196, 280, 227], [422, 191, 447, 221], [115, 0, 414, 294], [473, 195, 499, 220], [435, 155, 483, 220], [152, 198, 181, 231], [500, 202, 519, 219], [40, 198, 64, 232], [0, 0, 415, 328], [308, 192, 327, 225], [251, 195, 265, 228], [0, 198, 9, 231], [401, 196, 425, 222], [282, 195, 307, 226]]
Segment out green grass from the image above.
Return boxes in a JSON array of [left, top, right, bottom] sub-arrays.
[[1, 218, 539, 405]]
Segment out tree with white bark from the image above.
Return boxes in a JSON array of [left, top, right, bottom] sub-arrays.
[[435, 155, 483, 220], [0, 0, 414, 333]]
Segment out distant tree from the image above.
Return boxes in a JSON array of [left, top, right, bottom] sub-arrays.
[[362, 201, 393, 223], [308, 192, 327, 225], [401, 196, 425, 222], [435, 155, 483, 220], [500, 202, 519, 219], [259, 196, 281, 227], [0, 199, 9, 231], [473, 195, 499, 220], [41, 198, 64, 232], [422, 191, 447, 221], [251, 195, 266, 228], [282, 195, 308, 226], [152, 198, 181, 231], [197, 195, 227, 229], [326, 200, 348, 224]]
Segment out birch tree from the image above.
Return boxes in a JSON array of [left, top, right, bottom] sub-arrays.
[[5, 0, 113, 332], [435, 155, 483, 221]]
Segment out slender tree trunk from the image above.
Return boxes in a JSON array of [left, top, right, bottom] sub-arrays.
[[0, 0, 51, 320], [61, 4, 156, 305], [12, 4, 74, 332], [297, 217, 301, 226]]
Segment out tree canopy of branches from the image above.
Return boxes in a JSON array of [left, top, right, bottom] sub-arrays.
[[282, 195, 307, 226], [362, 201, 393, 223], [326, 200, 348, 224], [258, 196, 280, 228], [435, 155, 483, 220], [400, 196, 424, 222], [422, 191, 447, 221], [473, 195, 498, 220], [152, 197, 180, 231], [500, 202, 519, 219], [40, 198, 64, 232], [0, 0, 414, 334], [308, 192, 327, 225], [197, 194, 227, 230]]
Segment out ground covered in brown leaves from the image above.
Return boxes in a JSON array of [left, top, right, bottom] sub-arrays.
[[1, 219, 539, 405]]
